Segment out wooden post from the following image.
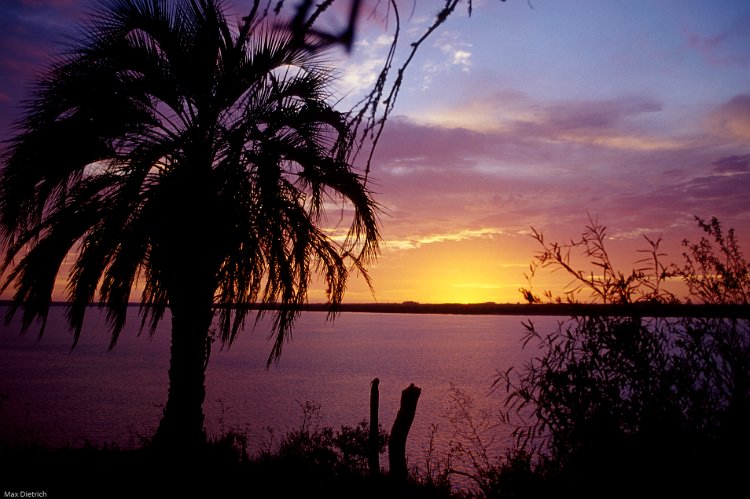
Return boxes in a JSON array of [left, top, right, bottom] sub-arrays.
[[388, 383, 421, 481], [369, 377, 380, 477]]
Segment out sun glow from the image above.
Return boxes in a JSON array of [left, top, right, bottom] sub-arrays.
[[336, 235, 536, 304]]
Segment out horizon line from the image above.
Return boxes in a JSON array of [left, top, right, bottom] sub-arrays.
[[2, 300, 748, 318]]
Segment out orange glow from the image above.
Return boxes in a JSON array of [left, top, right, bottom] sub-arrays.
[[334, 234, 539, 304], [0, 224, 736, 306], [3, 235, 534, 304]]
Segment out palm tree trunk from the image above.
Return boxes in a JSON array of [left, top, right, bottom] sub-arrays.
[[151, 162, 219, 451], [153, 299, 213, 451]]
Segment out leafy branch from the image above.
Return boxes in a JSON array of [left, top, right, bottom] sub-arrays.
[[520, 213, 678, 305]]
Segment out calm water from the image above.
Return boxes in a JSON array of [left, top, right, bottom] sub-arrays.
[[0, 306, 557, 466]]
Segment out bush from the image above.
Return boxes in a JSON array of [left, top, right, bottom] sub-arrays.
[[495, 216, 750, 496], [258, 401, 388, 477]]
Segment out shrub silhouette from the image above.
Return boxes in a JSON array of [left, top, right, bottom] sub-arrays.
[[496, 216, 750, 496]]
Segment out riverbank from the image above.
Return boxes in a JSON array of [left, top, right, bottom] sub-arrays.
[[9, 300, 748, 318], [298, 301, 750, 318]]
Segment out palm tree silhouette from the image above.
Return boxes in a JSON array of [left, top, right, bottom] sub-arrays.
[[0, 0, 379, 450]]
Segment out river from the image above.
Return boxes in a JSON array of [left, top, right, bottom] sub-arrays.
[[0, 306, 558, 472]]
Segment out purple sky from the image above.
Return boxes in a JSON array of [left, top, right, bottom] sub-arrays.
[[1, 0, 749, 303]]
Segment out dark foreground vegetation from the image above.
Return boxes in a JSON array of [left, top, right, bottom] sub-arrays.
[[490, 216, 750, 498], [3, 219, 749, 498], [1, 0, 747, 493], [0, 419, 447, 499]]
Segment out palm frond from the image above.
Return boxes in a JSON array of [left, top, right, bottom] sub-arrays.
[[1, 0, 380, 364]]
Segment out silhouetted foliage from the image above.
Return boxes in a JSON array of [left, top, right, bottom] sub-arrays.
[[519, 213, 677, 305], [682, 216, 750, 305], [0, 0, 506, 452], [274, 0, 491, 176], [0, 0, 379, 449], [443, 384, 507, 497], [0, 403, 404, 499], [260, 401, 388, 477], [496, 216, 750, 496]]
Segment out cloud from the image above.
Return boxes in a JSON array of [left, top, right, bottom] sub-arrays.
[[336, 33, 392, 103], [451, 49, 471, 70], [435, 31, 472, 71], [712, 154, 750, 174], [542, 97, 663, 131], [375, 95, 677, 180], [710, 94, 750, 141], [419, 30, 473, 89], [368, 91, 750, 252], [411, 91, 670, 145], [373, 116, 491, 170], [554, 131, 682, 151], [680, 171, 750, 215], [387, 227, 502, 251], [21, 0, 78, 7], [0, 0, 88, 136], [684, 13, 750, 67]]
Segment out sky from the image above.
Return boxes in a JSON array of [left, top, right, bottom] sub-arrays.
[[1, 0, 749, 304]]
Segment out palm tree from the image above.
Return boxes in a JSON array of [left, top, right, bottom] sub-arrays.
[[0, 0, 379, 450]]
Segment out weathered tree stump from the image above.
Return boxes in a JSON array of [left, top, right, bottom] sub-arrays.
[[388, 383, 421, 481], [369, 377, 380, 477]]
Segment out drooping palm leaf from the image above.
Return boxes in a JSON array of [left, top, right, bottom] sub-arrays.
[[1, 0, 379, 367]]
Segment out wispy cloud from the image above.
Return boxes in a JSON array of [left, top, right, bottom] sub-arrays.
[[684, 13, 750, 67], [370, 88, 750, 251], [542, 97, 663, 130], [712, 154, 750, 174], [420, 30, 473, 89], [336, 34, 393, 104], [21, 0, 79, 7], [710, 94, 750, 141], [0, 0, 87, 138], [387, 227, 502, 251], [554, 131, 682, 151], [436, 31, 473, 71]]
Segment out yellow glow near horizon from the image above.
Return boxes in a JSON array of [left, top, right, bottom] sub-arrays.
[[334, 234, 537, 304], [7, 232, 538, 305], [4, 225, 701, 306]]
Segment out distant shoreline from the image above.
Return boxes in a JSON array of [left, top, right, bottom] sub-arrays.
[[3, 301, 748, 318], [301, 302, 750, 318]]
